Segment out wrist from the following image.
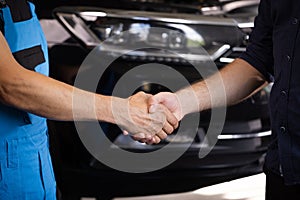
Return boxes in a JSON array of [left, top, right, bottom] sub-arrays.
[[176, 87, 200, 117], [95, 95, 127, 124]]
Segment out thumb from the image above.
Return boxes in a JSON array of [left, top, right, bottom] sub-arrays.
[[148, 96, 159, 106], [148, 92, 169, 105], [148, 93, 168, 114], [149, 104, 159, 113]]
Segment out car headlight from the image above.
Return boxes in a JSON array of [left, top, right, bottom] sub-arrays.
[[54, 7, 246, 62]]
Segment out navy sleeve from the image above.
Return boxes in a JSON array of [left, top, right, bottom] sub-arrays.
[[240, 0, 274, 82]]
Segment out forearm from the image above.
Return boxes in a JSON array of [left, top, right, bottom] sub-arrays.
[[0, 31, 120, 122], [176, 58, 267, 115], [0, 31, 179, 139], [0, 64, 119, 122]]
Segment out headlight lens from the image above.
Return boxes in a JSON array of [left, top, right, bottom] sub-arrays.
[[54, 8, 245, 62]]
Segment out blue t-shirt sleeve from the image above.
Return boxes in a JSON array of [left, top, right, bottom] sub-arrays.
[[239, 0, 274, 82]]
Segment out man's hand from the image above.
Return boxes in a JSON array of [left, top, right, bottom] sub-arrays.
[[115, 92, 178, 141], [131, 92, 183, 144], [149, 92, 183, 121], [137, 92, 183, 144]]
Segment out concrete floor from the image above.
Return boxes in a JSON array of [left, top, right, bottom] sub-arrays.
[[82, 173, 266, 200], [113, 173, 266, 200]]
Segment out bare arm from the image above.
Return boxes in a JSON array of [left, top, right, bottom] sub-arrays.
[[0, 31, 112, 121], [0, 32, 178, 136], [144, 58, 268, 143], [178, 58, 267, 116], [150, 58, 268, 120]]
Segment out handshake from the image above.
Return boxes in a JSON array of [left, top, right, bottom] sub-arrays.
[[113, 90, 199, 144], [115, 91, 181, 144]]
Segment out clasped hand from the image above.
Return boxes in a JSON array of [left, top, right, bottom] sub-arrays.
[[115, 91, 182, 144]]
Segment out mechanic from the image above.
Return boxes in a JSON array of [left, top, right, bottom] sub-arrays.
[[147, 0, 300, 199], [0, 0, 178, 199]]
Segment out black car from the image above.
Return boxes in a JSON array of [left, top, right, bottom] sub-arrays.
[[37, 0, 272, 199]]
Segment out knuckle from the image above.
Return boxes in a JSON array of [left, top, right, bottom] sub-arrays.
[[164, 123, 173, 133], [137, 91, 145, 96], [158, 132, 167, 139]]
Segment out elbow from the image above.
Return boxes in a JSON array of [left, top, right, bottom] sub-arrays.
[[0, 67, 28, 107], [0, 59, 31, 107], [0, 73, 25, 107], [0, 83, 16, 106]]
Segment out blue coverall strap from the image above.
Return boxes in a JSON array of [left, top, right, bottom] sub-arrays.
[[5, 0, 31, 22], [0, 0, 49, 131]]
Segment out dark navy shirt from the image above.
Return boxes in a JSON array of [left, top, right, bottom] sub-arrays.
[[240, 0, 300, 185]]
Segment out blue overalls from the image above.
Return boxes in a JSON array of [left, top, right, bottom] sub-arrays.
[[0, 0, 56, 199]]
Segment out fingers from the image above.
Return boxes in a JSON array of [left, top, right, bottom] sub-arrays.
[[142, 134, 163, 145], [131, 133, 152, 141], [123, 130, 129, 135], [164, 106, 179, 130], [131, 135, 158, 144], [162, 120, 175, 134], [145, 131, 168, 145], [132, 131, 166, 145], [139, 138, 150, 143], [156, 130, 168, 140], [146, 135, 161, 144]]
